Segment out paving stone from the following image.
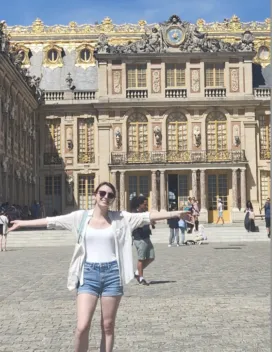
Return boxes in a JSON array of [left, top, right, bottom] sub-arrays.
[[0, 242, 270, 351]]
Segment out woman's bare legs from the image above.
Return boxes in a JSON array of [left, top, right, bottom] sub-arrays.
[[100, 296, 122, 352], [75, 293, 99, 352]]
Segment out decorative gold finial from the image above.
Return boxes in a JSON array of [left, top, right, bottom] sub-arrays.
[[196, 18, 205, 30], [138, 20, 147, 27], [100, 17, 114, 32], [229, 14, 241, 30], [265, 18, 270, 29], [32, 18, 44, 33]]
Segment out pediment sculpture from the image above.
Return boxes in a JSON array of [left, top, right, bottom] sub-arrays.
[[95, 15, 254, 55]]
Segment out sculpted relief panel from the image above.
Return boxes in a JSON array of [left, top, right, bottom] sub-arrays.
[[190, 69, 200, 93], [151, 69, 161, 94], [95, 15, 255, 55], [112, 70, 122, 94], [230, 68, 239, 92]]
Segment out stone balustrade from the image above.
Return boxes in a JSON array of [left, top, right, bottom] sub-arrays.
[[205, 88, 226, 98], [126, 89, 148, 99], [254, 88, 271, 99], [165, 89, 187, 98]]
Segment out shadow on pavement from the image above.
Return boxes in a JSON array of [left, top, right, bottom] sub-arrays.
[[149, 280, 177, 285]]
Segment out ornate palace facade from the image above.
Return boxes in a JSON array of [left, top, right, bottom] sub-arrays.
[[4, 14, 270, 222], [0, 25, 40, 206]]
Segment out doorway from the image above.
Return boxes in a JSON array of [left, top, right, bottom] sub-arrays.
[[168, 174, 188, 210], [207, 173, 229, 222]]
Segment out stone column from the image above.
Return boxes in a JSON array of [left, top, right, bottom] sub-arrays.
[[119, 171, 125, 210], [232, 168, 238, 209], [151, 171, 157, 210], [160, 170, 166, 210], [192, 169, 197, 199], [200, 169, 206, 210], [240, 167, 247, 210], [111, 171, 117, 211]]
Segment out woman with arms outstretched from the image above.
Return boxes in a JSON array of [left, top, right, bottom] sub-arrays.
[[8, 181, 188, 352]]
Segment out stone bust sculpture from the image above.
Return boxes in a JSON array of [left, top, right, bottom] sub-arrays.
[[153, 126, 162, 147], [115, 128, 122, 148], [193, 125, 201, 147]]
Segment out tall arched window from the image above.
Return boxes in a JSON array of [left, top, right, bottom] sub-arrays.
[[259, 115, 270, 159], [206, 112, 227, 152], [167, 112, 187, 151], [127, 113, 148, 153]]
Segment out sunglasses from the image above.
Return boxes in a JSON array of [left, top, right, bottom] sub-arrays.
[[97, 190, 115, 200]]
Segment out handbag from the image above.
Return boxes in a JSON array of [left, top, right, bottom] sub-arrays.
[[67, 210, 88, 291]]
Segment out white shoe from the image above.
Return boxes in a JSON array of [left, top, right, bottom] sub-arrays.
[[176, 244, 180, 247], [168, 244, 172, 247]]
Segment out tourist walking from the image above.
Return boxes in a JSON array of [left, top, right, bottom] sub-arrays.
[[178, 216, 186, 245], [8, 181, 188, 352], [167, 206, 180, 247], [0, 211, 9, 251], [263, 198, 271, 238], [216, 198, 224, 225], [244, 201, 256, 232], [132, 196, 156, 285], [192, 197, 200, 232]]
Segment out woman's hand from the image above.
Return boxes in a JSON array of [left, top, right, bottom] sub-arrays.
[[7, 220, 22, 233]]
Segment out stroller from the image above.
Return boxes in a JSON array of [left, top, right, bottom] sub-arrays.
[[185, 225, 208, 245]]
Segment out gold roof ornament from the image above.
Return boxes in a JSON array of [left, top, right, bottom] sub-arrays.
[[229, 15, 241, 31], [68, 21, 78, 33], [100, 17, 114, 32], [32, 18, 44, 33]]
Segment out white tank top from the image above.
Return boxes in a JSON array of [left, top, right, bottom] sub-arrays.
[[85, 225, 116, 263]]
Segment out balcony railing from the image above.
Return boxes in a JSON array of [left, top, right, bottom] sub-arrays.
[[126, 89, 148, 99], [74, 91, 96, 100], [165, 89, 187, 98], [111, 150, 246, 165], [205, 88, 226, 98], [260, 149, 271, 160], [44, 91, 64, 101], [254, 88, 271, 99], [78, 153, 95, 164], [44, 153, 63, 165]]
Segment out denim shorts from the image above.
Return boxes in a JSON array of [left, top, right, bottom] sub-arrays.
[[77, 260, 123, 297]]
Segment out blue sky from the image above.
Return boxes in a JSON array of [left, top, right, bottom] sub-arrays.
[[1, 0, 270, 26]]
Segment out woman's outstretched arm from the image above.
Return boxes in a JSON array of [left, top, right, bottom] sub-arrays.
[[7, 218, 48, 232], [150, 210, 188, 221]]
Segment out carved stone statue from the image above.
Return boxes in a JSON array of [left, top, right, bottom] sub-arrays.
[[95, 15, 254, 55], [193, 126, 201, 147], [236, 31, 254, 52], [66, 127, 73, 151], [2, 157, 8, 172], [233, 125, 240, 146], [16, 169, 21, 179], [114, 128, 122, 148], [96, 34, 110, 53], [4, 94, 11, 113], [153, 126, 162, 147], [66, 174, 74, 204]]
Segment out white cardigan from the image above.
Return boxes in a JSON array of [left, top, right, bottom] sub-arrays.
[[46, 209, 150, 286]]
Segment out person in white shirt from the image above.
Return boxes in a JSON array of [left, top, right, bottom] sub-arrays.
[[216, 198, 224, 225], [0, 212, 9, 251], [8, 181, 188, 352]]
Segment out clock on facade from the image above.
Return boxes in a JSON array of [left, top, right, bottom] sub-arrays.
[[166, 27, 184, 47]]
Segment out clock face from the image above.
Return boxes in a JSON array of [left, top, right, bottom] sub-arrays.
[[166, 27, 184, 46]]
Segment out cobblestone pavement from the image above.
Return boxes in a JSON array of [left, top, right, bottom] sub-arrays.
[[0, 242, 270, 352]]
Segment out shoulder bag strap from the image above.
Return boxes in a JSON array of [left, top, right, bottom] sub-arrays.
[[77, 211, 89, 244]]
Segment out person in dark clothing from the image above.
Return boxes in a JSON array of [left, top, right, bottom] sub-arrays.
[[263, 198, 271, 238], [244, 200, 256, 232], [167, 216, 180, 247], [132, 196, 155, 285]]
